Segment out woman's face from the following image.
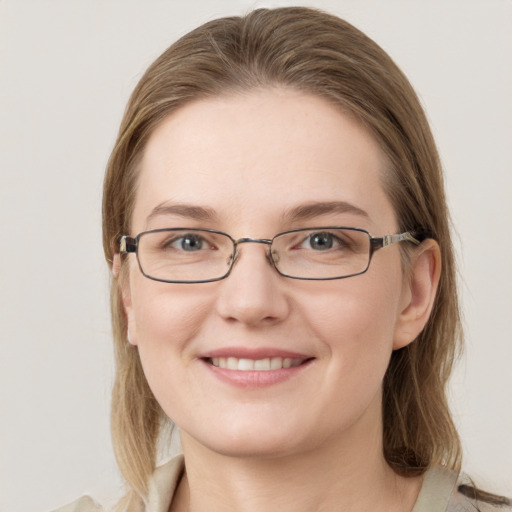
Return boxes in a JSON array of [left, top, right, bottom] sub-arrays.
[[122, 88, 416, 458]]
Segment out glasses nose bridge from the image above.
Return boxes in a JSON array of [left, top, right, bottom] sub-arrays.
[[234, 237, 273, 247], [231, 237, 276, 267]]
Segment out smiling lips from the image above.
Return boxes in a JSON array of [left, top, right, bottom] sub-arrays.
[[209, 356, 304, 371], [201, 350, 314, 387]]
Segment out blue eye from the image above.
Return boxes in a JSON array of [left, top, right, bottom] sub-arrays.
[[172, 234, 205, 251], [305, 232, 339, 250]]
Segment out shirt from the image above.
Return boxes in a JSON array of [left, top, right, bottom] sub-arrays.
[[53, 455, 512, 512]]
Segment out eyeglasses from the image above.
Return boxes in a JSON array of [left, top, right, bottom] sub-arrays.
[[119, 227, 420, 283]]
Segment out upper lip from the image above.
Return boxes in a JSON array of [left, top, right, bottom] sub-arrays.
[[200, 347, 313, 360]]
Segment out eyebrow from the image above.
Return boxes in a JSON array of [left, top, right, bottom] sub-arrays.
[[145, 200, 368, 226], [146, 202, 218, 224], [281, 201, 369, 222]]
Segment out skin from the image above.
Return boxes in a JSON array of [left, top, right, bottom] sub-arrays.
[[116, 88, 441, 512]]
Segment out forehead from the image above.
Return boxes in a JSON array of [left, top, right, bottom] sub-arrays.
[[133, 88, 395, 234]]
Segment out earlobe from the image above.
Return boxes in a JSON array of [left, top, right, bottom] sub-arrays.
[[114, 256, 138, 347], [393, 239, 441, 350], [112, 253, 121, 278], [125, 308, 138, 347], [124, 290, 138, 347]]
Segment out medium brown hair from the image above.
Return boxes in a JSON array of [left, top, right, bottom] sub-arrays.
[[103, 6, 462, 502]]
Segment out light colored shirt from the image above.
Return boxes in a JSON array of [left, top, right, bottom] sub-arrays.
[[53, 455, 511, 512]]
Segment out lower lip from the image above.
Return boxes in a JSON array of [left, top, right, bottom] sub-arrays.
[[200, 359, 314, 388]]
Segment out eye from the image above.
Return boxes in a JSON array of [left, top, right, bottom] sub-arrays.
[[302, 231, 341, 251], [169, 233, 208, 251]]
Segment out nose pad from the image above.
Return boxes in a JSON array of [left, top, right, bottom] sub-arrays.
[[270, 249, 280, 267], [215, 244, 289, 325], [228, 249, 239, 266], [228, 240, 277, 273]]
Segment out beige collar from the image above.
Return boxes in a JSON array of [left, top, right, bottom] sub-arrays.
[[147, 456, 460, 512], [412, 465, 458, 512]]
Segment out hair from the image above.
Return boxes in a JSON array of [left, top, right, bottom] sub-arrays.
[[102, 6, 463, 505]]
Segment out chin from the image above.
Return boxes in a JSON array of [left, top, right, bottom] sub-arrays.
[[203, 436, 302, 460], [181, 418, 312, 460]]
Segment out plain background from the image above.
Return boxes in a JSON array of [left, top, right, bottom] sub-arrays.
[[0, 1, 511, 510]]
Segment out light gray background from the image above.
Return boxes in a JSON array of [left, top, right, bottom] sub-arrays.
[[1, 1, 511, 510]]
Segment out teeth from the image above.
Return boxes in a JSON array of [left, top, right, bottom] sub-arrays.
[[254, 358, 270, 370], [210, 356, 303, 371], [238, 358, 254, 370], [270, 357, 282, 370]]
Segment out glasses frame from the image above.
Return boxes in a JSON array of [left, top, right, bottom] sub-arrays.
[[119, 227, 421, 284]]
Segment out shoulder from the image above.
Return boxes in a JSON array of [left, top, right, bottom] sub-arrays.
[[413, 465, 512, 512], [51, 495, 103, 512], [146, 454, 185, 509], [449, 472, 512, 512], [51, 455, 185, 512], [413, 465, 459, 512]]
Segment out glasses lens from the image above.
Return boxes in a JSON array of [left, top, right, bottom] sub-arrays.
[[272, 228, 371, 279], [137, 229, 234, 282]]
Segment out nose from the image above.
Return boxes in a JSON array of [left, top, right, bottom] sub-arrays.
[[215, 242, 290, 326]]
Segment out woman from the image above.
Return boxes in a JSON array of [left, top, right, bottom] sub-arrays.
[[56, 6, 510, 512]]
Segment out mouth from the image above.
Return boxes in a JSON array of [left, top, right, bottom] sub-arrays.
[[205, 356, 307, 371], [199, 348, 315, 387]]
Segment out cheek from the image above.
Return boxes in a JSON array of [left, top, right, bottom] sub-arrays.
[[299, 268, 403, 378], [303, 275, 401, 344], [128, 272, 214, 354], [127, 279, 217, 420]]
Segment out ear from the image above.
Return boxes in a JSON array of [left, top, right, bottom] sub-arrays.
[[112, 253, 121, 278], [393, 239, 441, 350], [113, 253, 138, 346]]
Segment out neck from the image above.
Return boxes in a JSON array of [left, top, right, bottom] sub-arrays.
[[171, 403, 422, 512]]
